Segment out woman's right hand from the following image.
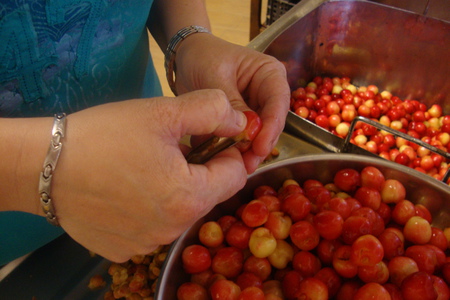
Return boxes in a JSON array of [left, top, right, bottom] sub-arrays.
[[45, 89, 248, 262]]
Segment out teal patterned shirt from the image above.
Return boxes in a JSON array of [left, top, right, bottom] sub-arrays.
[[0, 0, 162, 265]]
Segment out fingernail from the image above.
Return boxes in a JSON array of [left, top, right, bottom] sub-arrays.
[[257, 155, 265, 166], [237, 111, 247, 128]]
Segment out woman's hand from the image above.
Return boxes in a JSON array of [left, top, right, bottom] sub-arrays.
[[174, 34, 291, 173], [48, 89, 248, 262]]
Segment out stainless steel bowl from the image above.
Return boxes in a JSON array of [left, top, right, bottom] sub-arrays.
[[249, 0, 450, 160], [155, 153, 450, 299]]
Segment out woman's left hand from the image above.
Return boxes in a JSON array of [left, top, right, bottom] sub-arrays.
[[174, 34, 291, 173]]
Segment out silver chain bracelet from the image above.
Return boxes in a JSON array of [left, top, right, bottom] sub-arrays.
[[164, 25, 211, 96], [38, 113, 66, 226]]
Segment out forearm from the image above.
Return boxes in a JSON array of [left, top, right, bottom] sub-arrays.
[[147, 0, 211, 51], [0, 117, 52, 215]]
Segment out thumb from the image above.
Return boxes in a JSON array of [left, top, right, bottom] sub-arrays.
[[175, 89, 247, 138]]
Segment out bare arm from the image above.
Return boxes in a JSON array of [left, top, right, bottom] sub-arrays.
[[0, 117, 52, 215], [147, 0, 211, 52]]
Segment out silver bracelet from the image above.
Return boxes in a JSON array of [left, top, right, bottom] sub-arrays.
[[38, 113, 66, 226], [164, 25, 210, 96]]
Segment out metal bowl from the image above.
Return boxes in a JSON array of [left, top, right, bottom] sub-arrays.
[[249, 0, 450, 162], [155, 153, 450, 299]]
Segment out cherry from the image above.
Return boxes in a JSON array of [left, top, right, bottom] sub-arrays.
[[234, 110, 262, 152]]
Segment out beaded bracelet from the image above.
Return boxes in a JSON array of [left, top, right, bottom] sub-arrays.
[[164, 25, 211, 96], [38, 113, 66, 226]]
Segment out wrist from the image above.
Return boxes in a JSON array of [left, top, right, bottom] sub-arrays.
[[0, 117, 54, 215], [164, 25, 211, 96], [39, 113, 66, 226]]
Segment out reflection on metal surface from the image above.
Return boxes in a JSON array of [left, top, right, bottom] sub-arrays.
[[368, 0, 450, 22], [284, 111, 381, 158], [186, 136, 238, 164], [261, 131, 326, 164]]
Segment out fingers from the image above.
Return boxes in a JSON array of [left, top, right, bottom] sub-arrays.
[[174, 89, 247, 138], [254, 95, 289, 156], [188, 145, 247, 207], [241, 150, 264, 174], [162, 90, 249, 210], [249, 59, 291, 158]]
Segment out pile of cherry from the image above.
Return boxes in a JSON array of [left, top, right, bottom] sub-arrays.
[[290, 76, 450, 185], [176, 165, 450, 300]]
